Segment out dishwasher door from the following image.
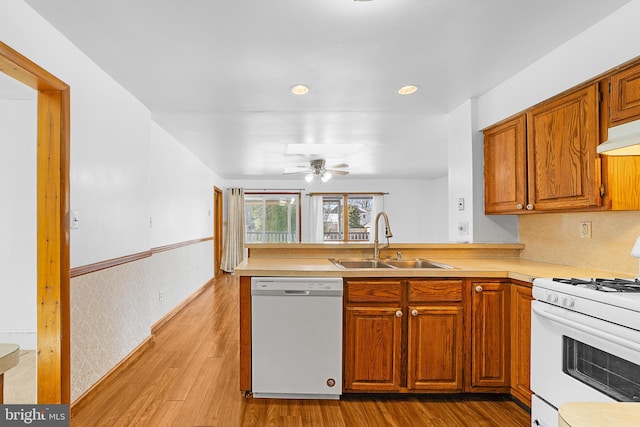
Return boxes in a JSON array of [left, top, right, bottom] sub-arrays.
[[251, 277, 343, 399]]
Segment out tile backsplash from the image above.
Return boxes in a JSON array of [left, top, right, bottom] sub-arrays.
[[519, 211, 640, 276]]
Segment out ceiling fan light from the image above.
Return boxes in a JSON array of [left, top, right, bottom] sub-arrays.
[[305, 173, 314, 183], [320, 171, 332, 182], [398, 85, 418, 95], [291, 84, 310, 95]]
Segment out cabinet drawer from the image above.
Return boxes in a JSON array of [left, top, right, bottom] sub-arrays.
[[345, 280, 402, 303], [409, 279, 463, 302]]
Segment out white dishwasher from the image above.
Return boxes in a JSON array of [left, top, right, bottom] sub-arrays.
[[251, 276, 343, 399]]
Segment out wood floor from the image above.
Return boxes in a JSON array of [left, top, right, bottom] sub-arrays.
[[70, 274, 531, 426]]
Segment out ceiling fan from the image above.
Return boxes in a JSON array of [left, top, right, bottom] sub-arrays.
[[283, 159, 349, 182]]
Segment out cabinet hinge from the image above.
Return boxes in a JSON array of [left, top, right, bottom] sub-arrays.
[[600, 184, 605, 198], [608, 82, 611, 93], [598, 91, 603, 103]]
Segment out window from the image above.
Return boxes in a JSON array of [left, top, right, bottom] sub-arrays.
[[318, 193, 380, 242], [244, 193, 300, 243]]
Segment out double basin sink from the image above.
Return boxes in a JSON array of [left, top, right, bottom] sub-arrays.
[[330, 258, 454, 269]]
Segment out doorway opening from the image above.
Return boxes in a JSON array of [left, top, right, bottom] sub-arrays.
[[0, 41, 70, 403]]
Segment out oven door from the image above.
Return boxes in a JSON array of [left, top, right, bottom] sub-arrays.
[[531, 300, 640, 425]]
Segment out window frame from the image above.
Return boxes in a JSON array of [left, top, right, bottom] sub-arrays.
[[311, 192, 384, 243], [244, 191, 301, 243]]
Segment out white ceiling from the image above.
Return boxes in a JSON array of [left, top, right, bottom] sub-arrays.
[[21, 0, 632, 180]]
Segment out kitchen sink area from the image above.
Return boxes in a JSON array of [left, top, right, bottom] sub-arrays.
[[329, 258, 454, 269]]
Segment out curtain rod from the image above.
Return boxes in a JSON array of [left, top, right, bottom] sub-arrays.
[[307, 192, 388, 196], [231, 188, 305, 192]]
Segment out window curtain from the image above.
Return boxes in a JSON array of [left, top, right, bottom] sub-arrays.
[[221, 187, 245, 272], [368, 195, 384, 243], [308, 195, 324, 243]]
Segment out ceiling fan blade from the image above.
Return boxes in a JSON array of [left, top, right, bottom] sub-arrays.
[[283, 167, 310, 174], [326, 163, 348, 169], [327, 170, 349, 175]]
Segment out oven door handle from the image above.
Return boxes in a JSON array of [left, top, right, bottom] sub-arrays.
[[532, 302, 640, 353]]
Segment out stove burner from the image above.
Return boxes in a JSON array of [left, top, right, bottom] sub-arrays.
[[552, 278, 640, 292]]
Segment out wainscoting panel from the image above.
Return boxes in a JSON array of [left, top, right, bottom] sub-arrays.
[[70, 240, 213, 401]]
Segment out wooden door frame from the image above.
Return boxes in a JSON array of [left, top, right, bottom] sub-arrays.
[[0, 42, 70, 403], [213, 186, 223, 276]]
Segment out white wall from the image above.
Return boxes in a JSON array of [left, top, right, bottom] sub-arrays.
[[225, 177, 449, 243], [1, 0, 222, 400], [477, 0, 640, 129], [149, 122, 220, 248], [0, 97, 37, 349], [447, 100, 519, 243], [0, 0, 223, 261]]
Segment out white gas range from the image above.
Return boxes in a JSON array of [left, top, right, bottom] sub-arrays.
[[530, 276, 640, 427]]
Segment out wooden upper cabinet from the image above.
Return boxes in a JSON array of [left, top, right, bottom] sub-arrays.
[[526, 84, 601, 211], [484, 115, 527, 214], [610, 62, 640, 126]]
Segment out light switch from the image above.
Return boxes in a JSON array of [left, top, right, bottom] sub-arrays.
[[71, 210, 79, 229]]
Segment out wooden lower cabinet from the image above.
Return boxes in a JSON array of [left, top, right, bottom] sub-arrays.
[[342, 277, 531, 406], [408, 304, 464, 391], [510, 282, 533, 406], [469, 280, 511, 391], [344, 305, 403, 391], [344, 278, 464, 393]]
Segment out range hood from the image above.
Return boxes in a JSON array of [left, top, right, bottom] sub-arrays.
[[597, 119, 640, 155]]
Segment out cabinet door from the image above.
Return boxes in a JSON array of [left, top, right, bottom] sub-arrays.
[[483, 115, 527, 214], [408, 305, 464, 391], [610, 63, 640, 125], [526, 84, 601, 211], [510, 284, 533, 407], [344, 306, 402, 391], [470, 281, 510, 390]]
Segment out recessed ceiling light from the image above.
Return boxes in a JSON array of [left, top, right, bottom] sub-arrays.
[[291, 84, 310, 95], [286, 144, 364, 155], [398, 85, 418, 95]]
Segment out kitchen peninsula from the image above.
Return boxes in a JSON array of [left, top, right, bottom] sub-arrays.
[[235, 243, 633, 408]]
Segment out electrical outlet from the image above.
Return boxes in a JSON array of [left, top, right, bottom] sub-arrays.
[[579, 221, 592, 239], [158, 291, 164, 303], [457, 221, 468, 236], [457, 198, 465, 211]]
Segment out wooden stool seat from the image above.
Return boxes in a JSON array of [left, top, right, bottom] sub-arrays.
[[0, 343, 20, 404]]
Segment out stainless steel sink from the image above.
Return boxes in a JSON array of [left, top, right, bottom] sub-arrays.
[[329, 259, 394, 269], [382, 259, 453, 269], [329, 258, 453, 269]]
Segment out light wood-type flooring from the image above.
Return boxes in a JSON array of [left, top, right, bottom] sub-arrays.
[[71, 274, 530, 426]]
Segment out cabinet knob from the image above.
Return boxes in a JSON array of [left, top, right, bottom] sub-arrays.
[[526, 204, 534, 210], [395, 310, 403, 318], [475, 285, 483, 293], [411, 309, 418, 317], [516, 203, 524, 210]]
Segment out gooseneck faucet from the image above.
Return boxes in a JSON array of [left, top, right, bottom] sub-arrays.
[[373, 211, 393, 259]]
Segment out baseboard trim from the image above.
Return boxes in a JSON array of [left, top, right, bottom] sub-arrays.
[[151, 277, 215, 335], [70, 335, 155, 417], [70, 276, 215, 417]]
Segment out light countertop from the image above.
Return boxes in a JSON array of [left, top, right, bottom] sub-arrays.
[[559, 402, 640, 427], [234, 257, 634, 282]]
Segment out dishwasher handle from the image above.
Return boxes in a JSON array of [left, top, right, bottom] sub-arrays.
[[252, 289, 343, 297], [284, 290, 310, 296]]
